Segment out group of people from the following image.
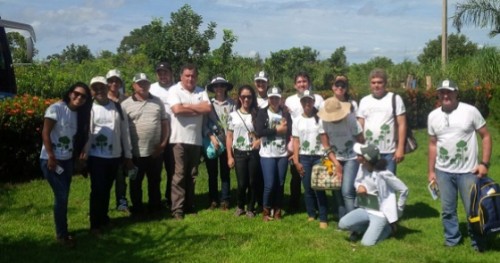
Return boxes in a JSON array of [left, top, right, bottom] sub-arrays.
[[40, 65, 492, 252]]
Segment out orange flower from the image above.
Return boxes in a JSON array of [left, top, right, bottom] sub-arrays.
[[25, 109, 35, 115]]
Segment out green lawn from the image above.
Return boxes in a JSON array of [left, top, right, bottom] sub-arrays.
[[1, 126, 500, 262]]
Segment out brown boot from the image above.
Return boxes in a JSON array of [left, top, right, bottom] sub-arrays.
[[273, 207, 282, 220], [263, 208, 273, 222]]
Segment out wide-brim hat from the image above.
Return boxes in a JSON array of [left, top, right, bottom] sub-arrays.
[[317, 97, 351, 122], [206, 76, 233, 92]]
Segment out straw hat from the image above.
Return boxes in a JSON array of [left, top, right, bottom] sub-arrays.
[[317, 97, 351, 122]]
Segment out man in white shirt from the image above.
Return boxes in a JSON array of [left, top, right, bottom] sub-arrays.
[[149, 61, 175, 208], [427, 79, 491, 252], [357, 68, 407, 174], [284, 72, 324, 211], [168, 64, 211, 220]]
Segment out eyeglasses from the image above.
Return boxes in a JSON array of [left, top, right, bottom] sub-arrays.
[[72, 91, 88, 100], [240, 95, 253, 100]]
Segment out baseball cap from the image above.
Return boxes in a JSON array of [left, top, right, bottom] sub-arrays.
[[267, 86, 282, 98], [254, 71, 268, 82], [353, 143, 380, 164], [106, 69, 123, 82], [133, 73, 150, 83], [299, 90, 315, 101], [90, 76, 107, 87], [155, 62, 172, 72], [437, 79, 458, 91]]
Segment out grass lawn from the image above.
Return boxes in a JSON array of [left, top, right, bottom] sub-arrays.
[[2, 126, 500, 262]]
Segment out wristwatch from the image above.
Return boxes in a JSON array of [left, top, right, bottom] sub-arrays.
[[480, 161, 490, 169]]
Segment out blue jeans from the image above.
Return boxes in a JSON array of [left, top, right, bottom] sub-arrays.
[[260, 157, 288, 208], [338, 208, 392, 246], [300, 155, 328, 222], [40, 159, 73, 239], [205, 149, 230, 204], [381, 153, 396, 174], [435, 169, 484, 248], [334, 159, 360, 218]]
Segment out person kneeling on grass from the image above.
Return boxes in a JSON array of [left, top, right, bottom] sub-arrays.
[[338, 143, 409, 246]]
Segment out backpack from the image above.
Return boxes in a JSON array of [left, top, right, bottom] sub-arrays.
[[468, 176, 500, 236]]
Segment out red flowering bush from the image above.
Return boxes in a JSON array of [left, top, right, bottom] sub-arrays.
[[0, 94, 58, 182]]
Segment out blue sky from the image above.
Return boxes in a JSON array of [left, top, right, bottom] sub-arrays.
[[1, 0, 499, 64]]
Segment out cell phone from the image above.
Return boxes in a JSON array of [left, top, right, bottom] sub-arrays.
[[55, 165, 64, 175]]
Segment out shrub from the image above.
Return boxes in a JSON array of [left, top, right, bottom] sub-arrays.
[[0, 94, 57, 182]]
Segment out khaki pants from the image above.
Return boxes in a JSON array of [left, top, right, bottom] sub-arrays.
[[171, 143, 201, 215]]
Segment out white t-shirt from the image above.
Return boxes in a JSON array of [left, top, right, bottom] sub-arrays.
[[257, 96, 268, 109], [292, 115, 324, 156], [428, 102, 485, 173], [323, 114, 363, 160], [228, 109, 255, 151], [88, 101, 131, 158], [285, 93, 324, 123], [40, 101, 77, 160], [357, 92, 405, 154], [259, 109, 288, 158], [167, 82, 210, 146], [149, 82, 173, 116]]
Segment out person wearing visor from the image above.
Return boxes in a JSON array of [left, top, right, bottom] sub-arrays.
[[338, 143, 408, 246]]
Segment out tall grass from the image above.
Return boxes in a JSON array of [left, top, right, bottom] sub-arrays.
[[1, 126, 500, 262]]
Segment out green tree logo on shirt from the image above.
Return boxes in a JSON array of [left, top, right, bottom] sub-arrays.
[[438, 147, 450, 163], [92, 134, 109, 152], [450, 140, 468, 164], [366, 124, 391, 147], [235, 136, 246, 149], [54, 136, 72, 152]]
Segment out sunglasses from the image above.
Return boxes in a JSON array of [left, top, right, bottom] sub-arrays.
[[72, 91, 88, 100], [334, 82, 347, 89], [240, 95, 253, 100]]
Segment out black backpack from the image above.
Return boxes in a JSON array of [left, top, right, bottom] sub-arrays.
[[468, 176, 500, 236]]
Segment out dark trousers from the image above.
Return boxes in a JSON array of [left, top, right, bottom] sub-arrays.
[[130, 155, 163, 213], [205, 150, 230, 204], [163, 144, 175, 204], [234, 149, 260, 211], [88, 156, 121, 229], [171, 143, 201, 215], [289, 163, 302, 209]]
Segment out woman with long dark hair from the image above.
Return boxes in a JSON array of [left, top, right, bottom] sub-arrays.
[[226, 85, 261, 217], [40, 82, 92, 247]]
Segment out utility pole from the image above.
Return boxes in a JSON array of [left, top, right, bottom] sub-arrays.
[[442, 0, 448, 70]]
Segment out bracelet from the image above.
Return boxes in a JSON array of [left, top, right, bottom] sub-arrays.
[[480, 161, 490, 169]]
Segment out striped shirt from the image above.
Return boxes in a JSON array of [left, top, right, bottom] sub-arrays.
[[121, 94, 167, 157]]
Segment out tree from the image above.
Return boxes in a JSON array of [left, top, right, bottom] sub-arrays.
[[46, 44, 95, 63], [264, 46, 319, 89], [327, 46, 348, 76], [117, 4, 217, 73], [203, 29, 238, 79], [7, 31, 38, 63], [417, 33, 478, 64], [453, 0, 500, 37]]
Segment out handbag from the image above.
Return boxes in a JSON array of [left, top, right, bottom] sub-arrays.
[[392, 94, 418, 154], [311, 158, 341, 190]]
